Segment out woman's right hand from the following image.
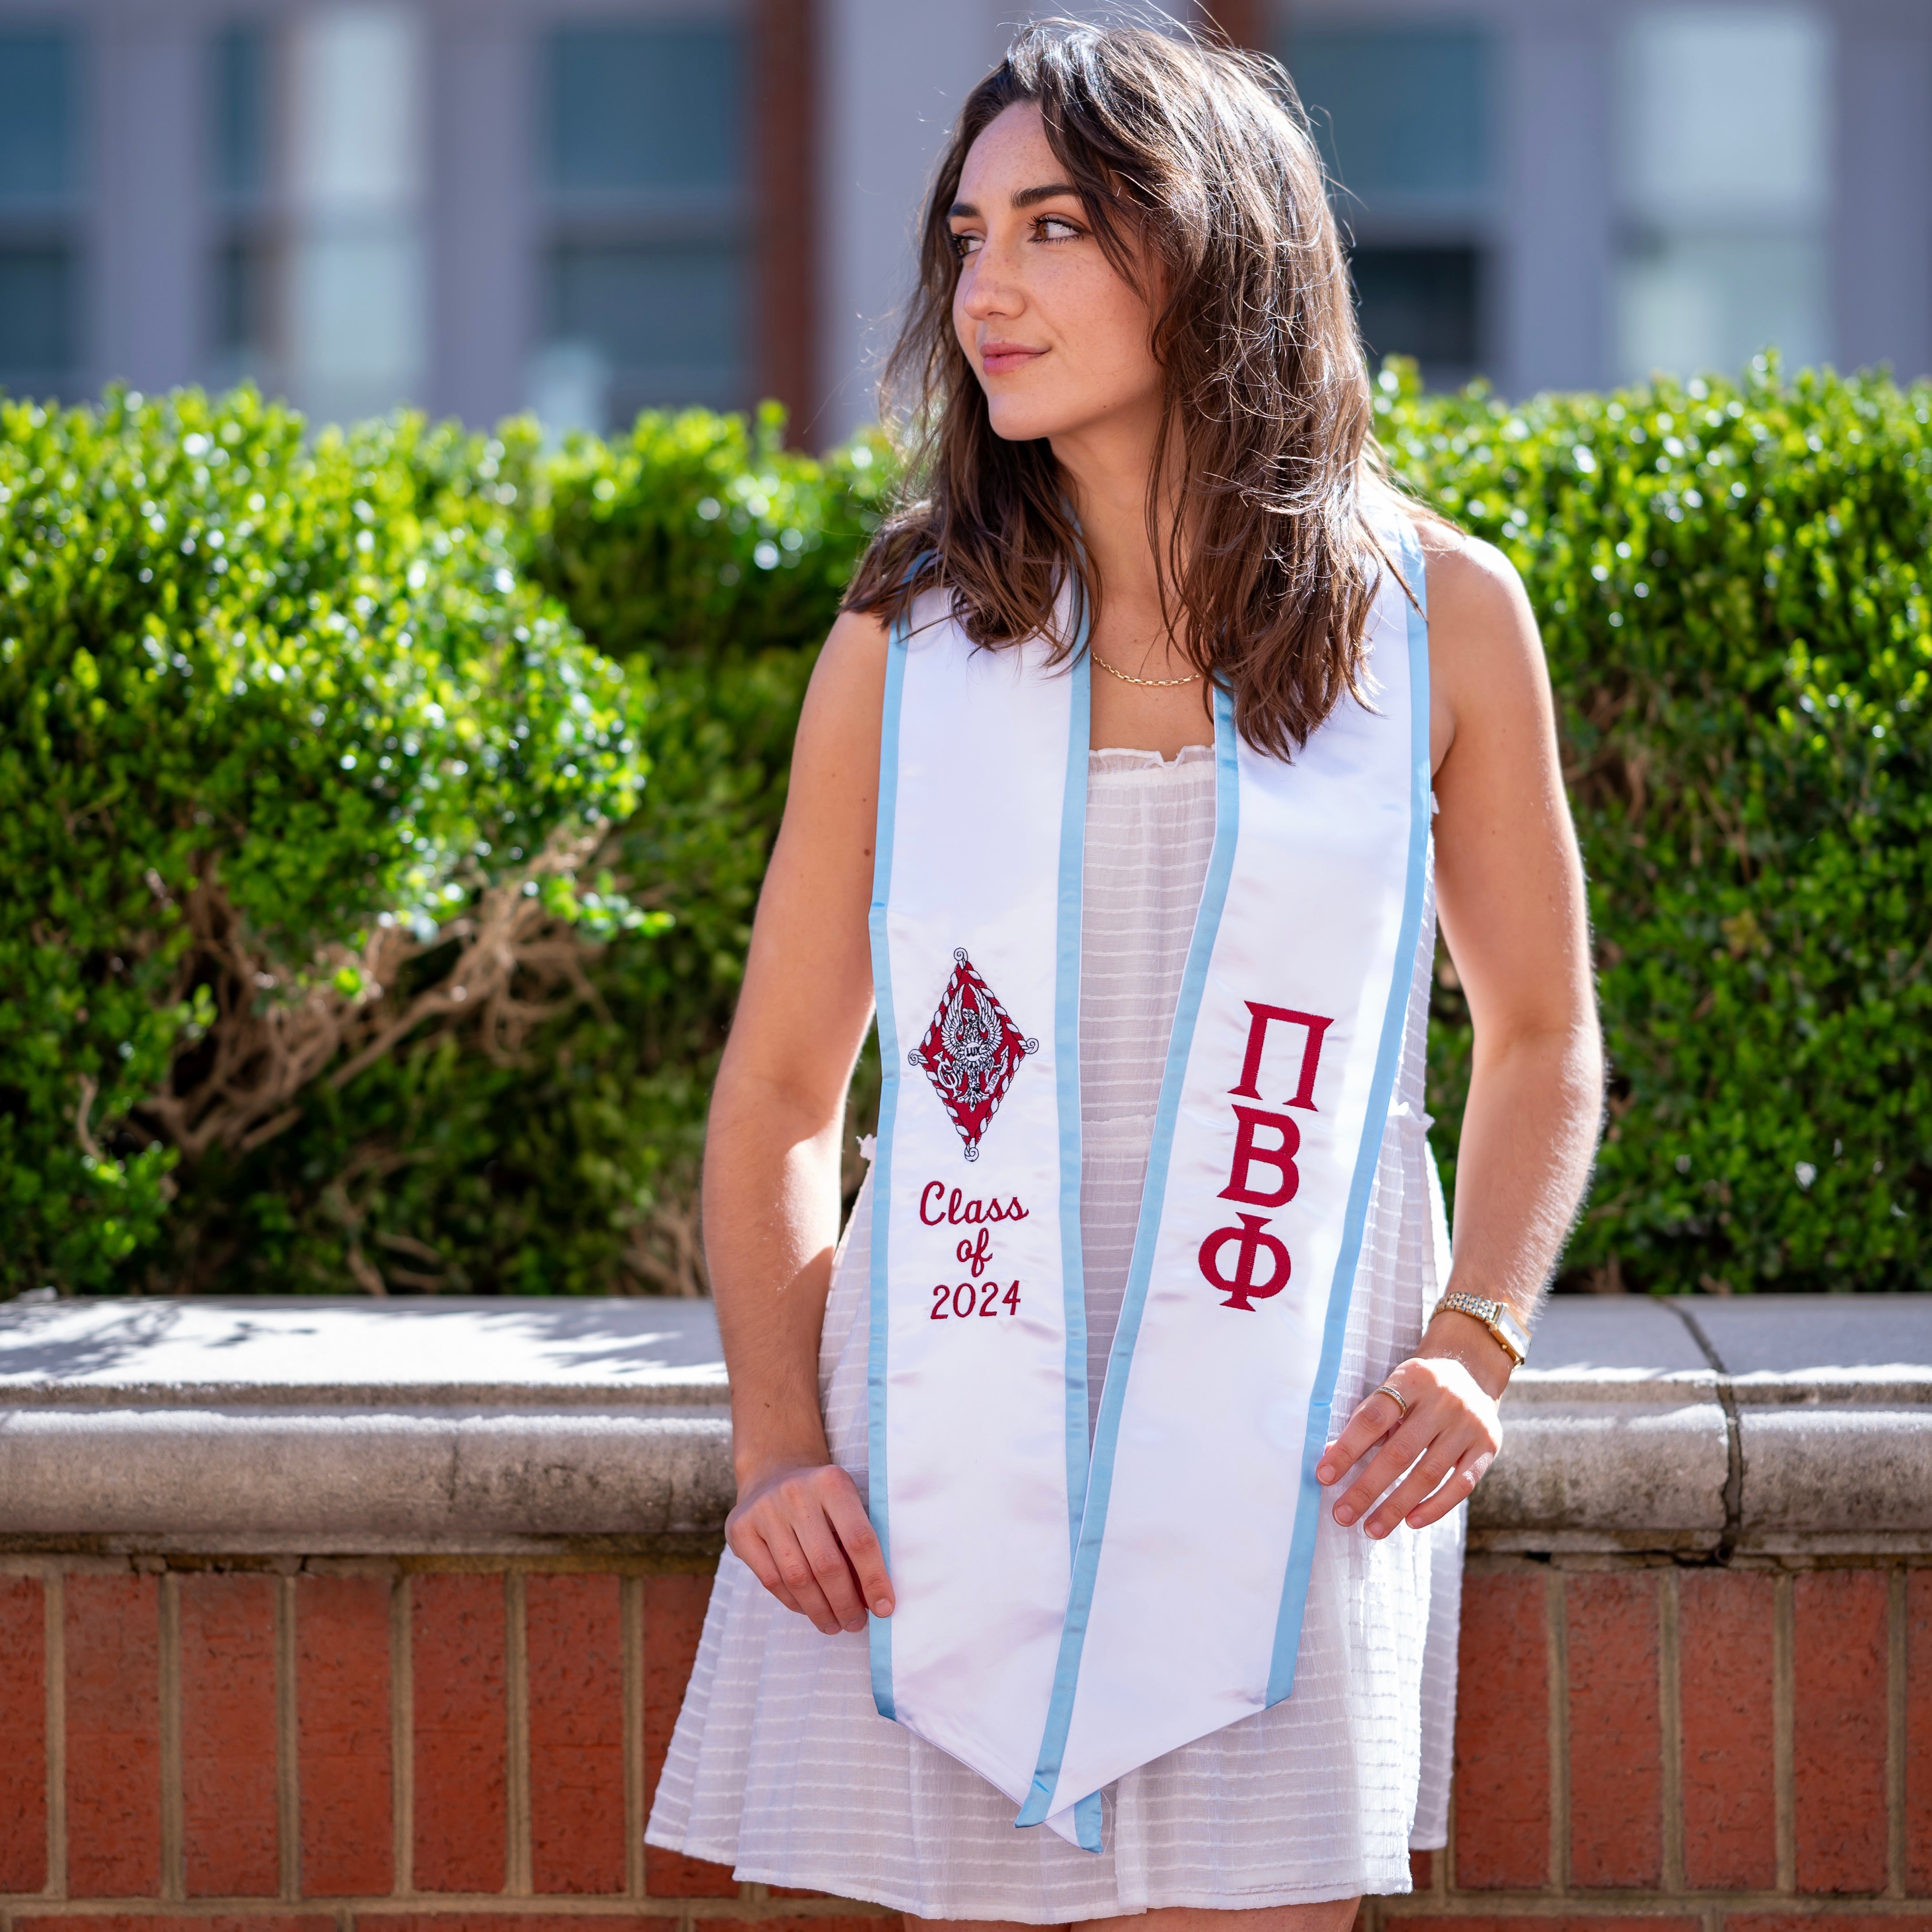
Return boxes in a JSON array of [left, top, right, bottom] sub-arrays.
[[726, 1459, 896, 1635], [705, 613, 895, 1638]]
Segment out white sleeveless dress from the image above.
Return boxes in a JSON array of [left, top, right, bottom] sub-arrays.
[[647, 745, 1464, 1922]]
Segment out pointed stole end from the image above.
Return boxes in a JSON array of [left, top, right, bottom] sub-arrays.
[[1013, 1785, 1105, 1853]]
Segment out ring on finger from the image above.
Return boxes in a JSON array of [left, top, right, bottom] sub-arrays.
[[1374, 1381, 1411, 1423]]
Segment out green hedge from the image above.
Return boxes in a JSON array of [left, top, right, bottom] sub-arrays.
[[1384, 358, 1932, 1294], [3, 363, 1928, 1295], [0, 390, 646, 1291]]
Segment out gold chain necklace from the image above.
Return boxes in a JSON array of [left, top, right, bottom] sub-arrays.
[[1089, 648, 1200, 688]]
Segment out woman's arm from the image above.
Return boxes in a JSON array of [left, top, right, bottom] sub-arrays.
[[705, 609, 897, 1634], [1318, 522, 1604, 1536]]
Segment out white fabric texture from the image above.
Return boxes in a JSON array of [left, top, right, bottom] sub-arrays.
[[646, 744, 1464, 1922]]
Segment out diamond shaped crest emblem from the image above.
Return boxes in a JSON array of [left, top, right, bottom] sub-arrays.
[[907, 948, 1039, 1162]]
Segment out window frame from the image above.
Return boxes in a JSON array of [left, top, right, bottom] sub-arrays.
[[1284, 11, 1499, 391], [0, 23, 85, 402], [535, 8, 754, 426]]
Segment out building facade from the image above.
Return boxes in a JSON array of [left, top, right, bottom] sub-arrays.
[[2, 0, 1927, 443]]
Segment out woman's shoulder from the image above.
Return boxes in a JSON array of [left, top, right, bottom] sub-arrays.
[[1395, 507, 1549, 762], [1393, 508, 1534, 650], [810, 584, 971, 699], [804, 605, 893, 717]]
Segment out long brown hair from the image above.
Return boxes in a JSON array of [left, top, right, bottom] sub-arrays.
[[843, 17, 1390, 759]]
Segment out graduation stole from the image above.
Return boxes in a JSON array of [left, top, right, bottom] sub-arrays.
[[864, 506, 1431, 1850]]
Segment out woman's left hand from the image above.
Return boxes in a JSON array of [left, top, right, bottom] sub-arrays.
[[1315, 1314, 1512, 1537]]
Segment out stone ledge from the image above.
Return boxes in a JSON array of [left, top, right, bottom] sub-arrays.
[[0, 1405, 735, 1555], [1472, 1296, 1932, 1556], [0, 1294, 1925, 1555], [1470, 1373, 1729, 1553]]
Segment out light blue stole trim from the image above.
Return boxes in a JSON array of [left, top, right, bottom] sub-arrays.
[[1052, 622, 1099, 1855], [865, 609, 912, 1720], [1263, 520, 1432, 1705], [1015, 683, 1242, 1849], [1054, 620, 1094, 1567]]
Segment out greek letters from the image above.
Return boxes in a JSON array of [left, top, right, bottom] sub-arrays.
[[1200, 999, 1334, 1309], [1228, 1003, 1333, 1111], [919, 1181, 1029, 1227], [1219, 1106, 1302, 1208], [1197, 1214, 1291, 1312]]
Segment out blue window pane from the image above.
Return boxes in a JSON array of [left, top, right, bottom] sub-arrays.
[[1291, 27, 1489, 200], [0, 244, 77, 395], [0, 31, 75, 202], [213, 24, 267, 199], [547, 26, 740, 192], [215, 237, 270, 357], [1351, 244, 1481, 383], [548, 239, 744, 407]]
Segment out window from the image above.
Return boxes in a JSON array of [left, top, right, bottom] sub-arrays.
[[536, 23, 748, 432], [1293, 27, 1489, 203], [1351, 246, 1482, 374], [1289, 24, 1492, 388], [284, 5, 426, 424], [205, 9, 426, 423], [209, 24, 274, 390], [0, 29, 80, 400], [1615, 6, 1831, 382], [213, 22, 266, 199], [549, 26, 739, 194]]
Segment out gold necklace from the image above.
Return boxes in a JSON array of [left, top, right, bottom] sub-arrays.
[[1089, 648, 1200, 688]]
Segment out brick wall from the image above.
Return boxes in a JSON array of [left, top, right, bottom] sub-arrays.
[[1387, 1556, 1932, 1932], [0, 1559, 886, 1932], [0, 1553, 1925, 1932]]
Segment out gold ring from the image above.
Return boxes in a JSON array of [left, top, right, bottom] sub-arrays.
[[1375, 1381, 1411, 1423]]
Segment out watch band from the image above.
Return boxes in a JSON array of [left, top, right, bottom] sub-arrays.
[[1433, 1290, 1529, 1366]]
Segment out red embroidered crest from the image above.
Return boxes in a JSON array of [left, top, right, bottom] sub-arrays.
[[908, 948, 1039, 1162]]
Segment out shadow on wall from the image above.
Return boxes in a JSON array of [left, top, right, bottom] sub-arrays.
[[0, 1295, 729, 1386]]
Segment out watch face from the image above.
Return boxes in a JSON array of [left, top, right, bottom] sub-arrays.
[[1495, 1306, 1530, 1356]]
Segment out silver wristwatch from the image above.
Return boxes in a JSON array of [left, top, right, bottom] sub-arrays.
[[1432, 1291, 1530, 1366]]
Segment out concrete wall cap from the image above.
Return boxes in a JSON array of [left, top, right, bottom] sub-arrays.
[[1, 1294, 1926, 1553], [0, 1295, 728, 1407]]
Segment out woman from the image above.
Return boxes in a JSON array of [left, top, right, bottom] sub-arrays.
[[648, 20, 1601, 1931]]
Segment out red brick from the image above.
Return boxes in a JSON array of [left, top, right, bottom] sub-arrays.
[[1793, 1569, 1889, 1893], [528, 1575, 626, 1894], [358, 1922, 898, 1932], [353, 1921, 656, 1932], [66, 1573, 161, 1896], [1909, 1572, 1932, 1894], [411, 1573, 506, 1893], [1566, 1571, 1663, 1888], [1407, 1849, 1435, 1892], [632, 1920, 895, 1932], [180, 1575, 279, 1897], [296, 1574, 393, 1897], [1393, 1920, 1697, 1932], [0, 1575, 47, 1892], [1451, 1572, 1549, 1889], [1680, 1570, 1777, 1891], [642, 1572, 735, 1898], [20, 1919, 335, 1932], [1725, 1920, 1932, 1932]]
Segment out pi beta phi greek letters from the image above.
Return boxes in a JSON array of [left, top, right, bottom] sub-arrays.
[[1197, 1003, 1335, 1311], [918, 966, 1342, 1321], [867, 512, 1431, 1853]]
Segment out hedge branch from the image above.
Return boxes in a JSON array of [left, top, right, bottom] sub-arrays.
[[131, 825, 607, 1163]]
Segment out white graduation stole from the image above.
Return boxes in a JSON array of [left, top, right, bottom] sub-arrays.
[[864, 508, 1431, 1850]]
